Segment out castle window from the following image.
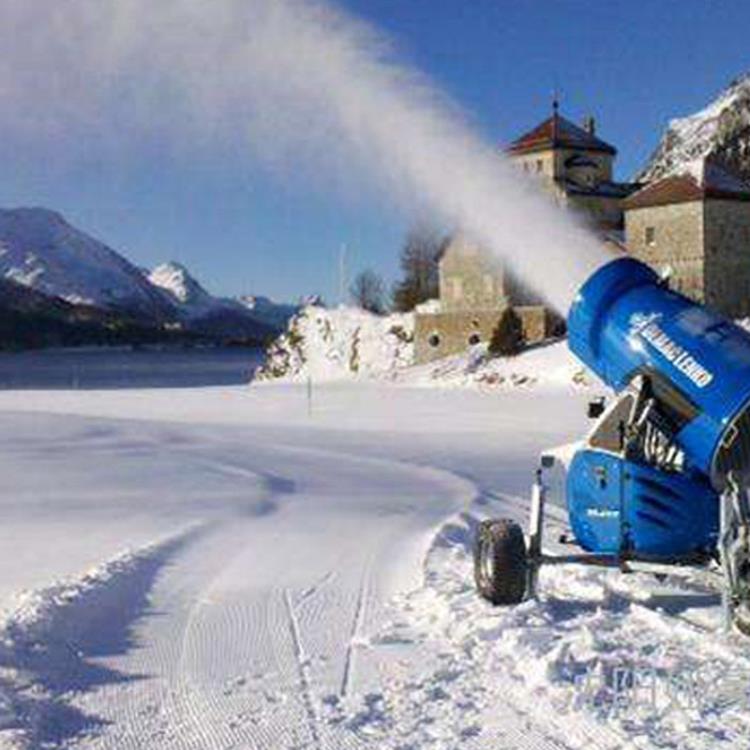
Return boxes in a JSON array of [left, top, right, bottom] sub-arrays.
[[468, 333, 481, 346], [645, 226, 656, 246], [428, 332, 441, 348]]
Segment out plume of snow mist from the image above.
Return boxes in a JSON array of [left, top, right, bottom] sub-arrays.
[[0, 0, 614, 312]]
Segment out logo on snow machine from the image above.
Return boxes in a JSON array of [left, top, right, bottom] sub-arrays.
[[628, 312, 714, 389], [586, 508, 619, 519]]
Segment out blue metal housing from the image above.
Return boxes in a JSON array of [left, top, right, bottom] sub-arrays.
[[568, 257, 750, 489], [566, 450, 718, 556]]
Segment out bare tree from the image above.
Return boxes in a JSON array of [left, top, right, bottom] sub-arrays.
[[391, 227, 446, 312], [350, 269, 387, 314]]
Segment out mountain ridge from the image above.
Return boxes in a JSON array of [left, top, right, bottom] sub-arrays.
[[0, 208, 297, 345], [637, 74, 750, 182]]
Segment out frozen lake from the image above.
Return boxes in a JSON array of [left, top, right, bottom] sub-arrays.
[[0, 346, 264, 390]]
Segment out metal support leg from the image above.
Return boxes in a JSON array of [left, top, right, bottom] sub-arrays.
[[527, 468, 546, 599], [719, 483, 736, 632], [719, 473, 750, 633]]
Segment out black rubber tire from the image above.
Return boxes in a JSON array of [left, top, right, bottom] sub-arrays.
[[474, 519, 528, 605]]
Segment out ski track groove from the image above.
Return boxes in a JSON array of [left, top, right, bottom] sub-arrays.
[[284, 587, 324, 750], [43, 425, 628, 749], [339, 560, 371, 700]]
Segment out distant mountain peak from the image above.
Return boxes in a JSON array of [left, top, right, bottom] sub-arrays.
[[148, 261, 212, 308], [637, 73, 750, 183]]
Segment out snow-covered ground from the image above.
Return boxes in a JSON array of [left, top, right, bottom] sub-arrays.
[[0, 348, 747, 749]]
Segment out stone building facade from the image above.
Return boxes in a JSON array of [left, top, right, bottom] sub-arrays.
[[413, 106, 750, 365], [506, 107, 636, 232], [413, 105, 637, 364], [624, 159, 750, 317]]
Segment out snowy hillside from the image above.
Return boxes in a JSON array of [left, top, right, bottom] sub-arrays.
[[256, 304, 594, 389], [0, 208, 174, 321], [399, 339, 595, 390], [256, 304, 414, 381], [638, 73, 750, 181]]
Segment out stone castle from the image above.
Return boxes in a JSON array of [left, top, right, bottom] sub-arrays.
[[414, 102, 750, 364]]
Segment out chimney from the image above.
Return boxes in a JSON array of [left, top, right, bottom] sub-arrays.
[[583, 116, 596, 135]]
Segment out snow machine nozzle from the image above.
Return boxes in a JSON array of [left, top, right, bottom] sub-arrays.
[[568, 256, 750, 490]]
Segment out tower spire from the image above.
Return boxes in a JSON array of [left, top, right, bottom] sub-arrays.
[[551, 89, 560, 142]]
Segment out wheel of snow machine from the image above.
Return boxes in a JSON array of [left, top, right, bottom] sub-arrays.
[[474, 519, 528, 605]]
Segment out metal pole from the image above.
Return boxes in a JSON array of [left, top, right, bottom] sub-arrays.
[[527, 467, 545, 599], [339, 243, 348, 306]]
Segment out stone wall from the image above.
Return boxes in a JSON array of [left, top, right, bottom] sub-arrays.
[[565, 192, 625, 231], [515, 306, 556, 343], [413, 306, 554, 364], [510, 148, 613, 185], [439, 235, 507, 313], [626, 199, 750, 317], [704, 199, 750, 317], [625, 201, 705, 301], [511, 151, 557, 185]]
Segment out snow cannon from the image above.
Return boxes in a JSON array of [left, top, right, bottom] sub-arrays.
[[568, 256, 750, 491], [474, 256, 750, 634]]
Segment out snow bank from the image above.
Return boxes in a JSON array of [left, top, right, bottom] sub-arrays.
[[256, 304, 597, 390], [255, 305, 414, 382], [0, 527, 200, 747], [358, 496, 750, 750], [396, 339, 595, 390]]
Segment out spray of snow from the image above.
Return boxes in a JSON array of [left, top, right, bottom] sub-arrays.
[[0, 0, 612, 312]]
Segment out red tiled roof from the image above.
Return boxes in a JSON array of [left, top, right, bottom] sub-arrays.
[[624, 162, 750, 209], [508, 114, 616, 156]]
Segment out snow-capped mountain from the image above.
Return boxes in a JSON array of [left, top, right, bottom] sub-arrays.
[[0, 208, 174, 321], [148, 262, 221, 320], [638, 73, 750, 182], [149, 261, 296, 336], [0, 208, 297, 342]]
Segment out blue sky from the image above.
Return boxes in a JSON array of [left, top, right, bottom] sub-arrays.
[[1, 0, 749, 303]]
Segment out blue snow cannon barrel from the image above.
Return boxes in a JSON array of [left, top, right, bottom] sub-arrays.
[[568, 256, 750, 490]]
